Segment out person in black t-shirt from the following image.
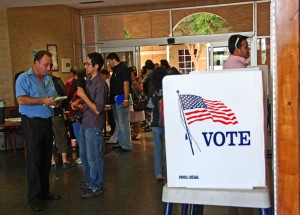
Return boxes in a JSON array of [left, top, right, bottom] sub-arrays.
[[106, 53, 132, 152]]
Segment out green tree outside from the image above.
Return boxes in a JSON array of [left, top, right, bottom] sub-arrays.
[[174, 13, 233, 70]]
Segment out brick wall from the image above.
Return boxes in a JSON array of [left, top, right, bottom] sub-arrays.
[[0, 1, 270, 106], [0, 6, 82, 106], [0, 9, 14, 106], [95, 2, 270, 40]]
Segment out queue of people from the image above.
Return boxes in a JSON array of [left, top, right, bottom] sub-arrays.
[[14, 34, 247, 212]]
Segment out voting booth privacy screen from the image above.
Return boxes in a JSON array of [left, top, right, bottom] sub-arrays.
[[163, 69, 266, 189]]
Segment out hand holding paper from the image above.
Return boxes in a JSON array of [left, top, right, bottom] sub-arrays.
[[54, 96, 67, 101]]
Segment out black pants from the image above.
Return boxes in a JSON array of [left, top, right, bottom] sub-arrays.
[[21, 115, 53, 203]]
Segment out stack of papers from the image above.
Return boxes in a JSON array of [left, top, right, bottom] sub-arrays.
[[5, 117, 21, 122]]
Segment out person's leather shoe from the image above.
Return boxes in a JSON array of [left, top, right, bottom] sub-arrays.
[[62, 162, 73, 169], [115, 147, 132, 153], [29, 200, 44, 212], [43, 193, 61, 200]]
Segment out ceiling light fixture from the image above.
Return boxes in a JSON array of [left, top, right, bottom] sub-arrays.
[[159, 38, 184, 46]]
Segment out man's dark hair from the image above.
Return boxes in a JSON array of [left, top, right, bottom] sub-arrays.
[[87, 52, 104, 72], [144, 59, 155, 71], [149, 67, 168, 92], [106, 52, 120, 62], [228, 34, 248, 54], [128, 67, 137, 76], [100, 68, 110, 75], [33, 50, 52, 63], [160, 59, 170, 69]]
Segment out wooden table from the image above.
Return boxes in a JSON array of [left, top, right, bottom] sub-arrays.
[[0, 119, 26, 157]]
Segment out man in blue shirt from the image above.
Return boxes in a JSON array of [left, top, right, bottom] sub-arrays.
[[16, 50, 61, 212], [71, 52, 108, 198]]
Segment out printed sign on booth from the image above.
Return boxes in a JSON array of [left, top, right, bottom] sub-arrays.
[[163, 69, 266, 189]]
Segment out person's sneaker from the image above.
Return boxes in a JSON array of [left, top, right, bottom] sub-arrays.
[[156, 174, 165, 181], [81, 188, 103, 199], [75, 158, 82, 164], [106, 140, 117, 144], [79, 181, 89, 190], [115, 147, 132, 153], [112, 145, 122, 151]]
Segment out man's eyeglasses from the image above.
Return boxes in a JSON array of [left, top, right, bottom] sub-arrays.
[[84, 62, 92, 67]]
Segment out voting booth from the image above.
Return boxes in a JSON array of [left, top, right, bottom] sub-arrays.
[[163, 68, 266, 189], [162, 68, 272, 215]]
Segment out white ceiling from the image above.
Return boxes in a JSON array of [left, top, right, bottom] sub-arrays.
[[0, 0, 187, 9]]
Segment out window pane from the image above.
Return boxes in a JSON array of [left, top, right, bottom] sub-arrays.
[[97, 11, 170, 41], [185, 56, 191, 61], [83, 16, 95, 45], [98, 14, 125, 41], [172, 5, 253, 36]]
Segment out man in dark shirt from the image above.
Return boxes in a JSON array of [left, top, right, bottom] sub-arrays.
[[71, 52, 108, 198], [106, 53, 132, 152]]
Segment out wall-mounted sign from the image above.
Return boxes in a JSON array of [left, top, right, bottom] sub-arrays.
[[61, 58, 71, 73]]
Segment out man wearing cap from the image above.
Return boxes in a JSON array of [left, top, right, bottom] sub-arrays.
[[16, 50, 61, 212], [223, 34, 250, 69]]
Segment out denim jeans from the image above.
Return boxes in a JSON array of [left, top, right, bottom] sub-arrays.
[[113, 104, 132, 150], [151, 127, 164, 177], [79, 127, 104, 190], [72, 122, 81, 141]]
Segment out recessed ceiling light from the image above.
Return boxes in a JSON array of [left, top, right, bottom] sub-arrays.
[[80, 1, 104, 4]]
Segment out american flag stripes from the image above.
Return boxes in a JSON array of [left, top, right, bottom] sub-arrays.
[[180, 94, 238, 125]]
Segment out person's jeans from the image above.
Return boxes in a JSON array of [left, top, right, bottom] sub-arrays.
[[79, 127, 104, 190], [72, 122, 81, 141], [109, 124, 119, 143], [113, 104, 132, 150], [151, 127, 164, 177]]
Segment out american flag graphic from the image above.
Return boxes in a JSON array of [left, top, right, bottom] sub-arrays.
[[180, 94, 238, 125]]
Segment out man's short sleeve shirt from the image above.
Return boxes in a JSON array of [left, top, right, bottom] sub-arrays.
[[81, 74, 108, 129], [15, 68, 57, 118], [109, 62, 131, 104]]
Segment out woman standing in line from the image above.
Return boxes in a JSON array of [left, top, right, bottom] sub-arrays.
[[148, 67, 168, 180], [129, 67, 145, 140]]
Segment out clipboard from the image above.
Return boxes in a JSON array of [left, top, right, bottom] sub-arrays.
[[115, 94, 125, 107]]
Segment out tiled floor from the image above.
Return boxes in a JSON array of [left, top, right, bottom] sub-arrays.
[[0, 131, 272, 215]]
